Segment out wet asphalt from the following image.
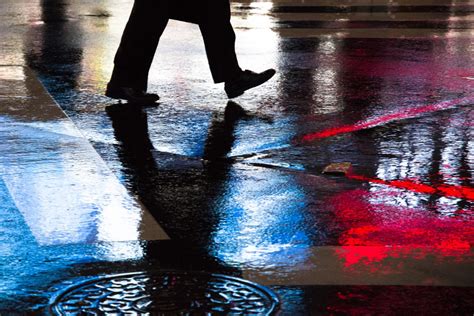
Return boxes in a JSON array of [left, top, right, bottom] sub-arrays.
[[0, 0, 473, 314]]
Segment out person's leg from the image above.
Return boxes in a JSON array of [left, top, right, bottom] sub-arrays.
[[158, 0, 275, 99], [195, 0, 242, 83], [107, 0, 169, 101], [170, 0, 275, 98]]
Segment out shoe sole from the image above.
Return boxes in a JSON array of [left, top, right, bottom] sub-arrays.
[[105, 89, 159, 104], [226, 70, 276, 99]]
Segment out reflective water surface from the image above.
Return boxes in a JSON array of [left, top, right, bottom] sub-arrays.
[[0, 0, 473, 313]]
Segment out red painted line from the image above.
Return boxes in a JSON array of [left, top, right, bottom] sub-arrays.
[[347, 173, 474, 201], [301, 97, 474, 142]]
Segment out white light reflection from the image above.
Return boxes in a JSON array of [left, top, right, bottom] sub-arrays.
[[0, 121, 145, 252], [469, 124, 474, 181], [374, 124, 435, 210], [0, 67, 27, 101], [232, 1, 278, 73], [211, 167, 311, 269], [97, 241, 145, 261], [372, 112, 472, 214], [312, 38, 343, 114], [367, 184, 427, 210], [77, 0, 132, 93], [369, 9, 473, 214], [0, 66, 25, 81], [442, 20, 474, 183], [440, 120, 463, 185], [437, 111, 472, 215], [376, 125, 435, 180]]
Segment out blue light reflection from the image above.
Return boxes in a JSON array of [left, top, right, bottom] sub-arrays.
[[210, 166, 311, 269]]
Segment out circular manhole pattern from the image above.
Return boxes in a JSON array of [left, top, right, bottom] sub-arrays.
[[50, 271, 279, 315]]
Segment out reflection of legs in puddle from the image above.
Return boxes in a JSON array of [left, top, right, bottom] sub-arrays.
[[106, 104, 155, 172], [106, 102, 238, 247], [106, 103, 243, 275], [203, 101, 249, 161], [106, 101, 267, 166], [105, 101, 248, 165], [106, 101, 247, 164], [105, 0, 275, 105]]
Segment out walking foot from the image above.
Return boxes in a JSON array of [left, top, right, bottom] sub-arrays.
[[224, 69, 276, 99], [105, 84, 160, 104]]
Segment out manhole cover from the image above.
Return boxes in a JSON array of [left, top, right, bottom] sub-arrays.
[[50, 271, 279, 315]]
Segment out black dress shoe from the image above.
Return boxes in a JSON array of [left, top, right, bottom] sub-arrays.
[[224, 69, 276, 98], [105, 84, 160, 104]]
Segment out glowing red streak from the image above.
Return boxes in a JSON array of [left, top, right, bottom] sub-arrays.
[[330, 189, 473, 269], [301, 97, 474, 142], [346, 174, 474, 201]]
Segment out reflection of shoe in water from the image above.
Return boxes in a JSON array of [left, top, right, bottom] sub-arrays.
[[105, 84, 159, 104], [105, 103, 153, 151], [224, 69, 276, 99], [224, 100, 249, 122]]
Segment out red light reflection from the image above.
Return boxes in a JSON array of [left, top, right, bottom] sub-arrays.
[[301, 97, 474, 142], [347, 174, 474, 201], [330, 188, 473, 269]]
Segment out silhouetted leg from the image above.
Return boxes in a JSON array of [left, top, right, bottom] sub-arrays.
[[200, 0, 242, 83], [169, 0, 242, 83], [110, 0, 169, 91], [203, 101, 247, 161], [168, 0, 274, 98]]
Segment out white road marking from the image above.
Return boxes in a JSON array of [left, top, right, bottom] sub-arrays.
[[0, 66, 169, 245]]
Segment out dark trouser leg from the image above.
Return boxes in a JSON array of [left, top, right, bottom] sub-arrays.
[[169, 0, 242, 83], [109, 0, 169, 91], [199, 0, 242, 83]]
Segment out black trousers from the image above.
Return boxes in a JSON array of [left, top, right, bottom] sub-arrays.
[[109, 0, 242, 91]]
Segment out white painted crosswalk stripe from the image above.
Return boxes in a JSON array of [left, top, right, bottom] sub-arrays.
[[0, 66, 169, 245], [233, 0, 474, 38], [243, 245, 473, 287]]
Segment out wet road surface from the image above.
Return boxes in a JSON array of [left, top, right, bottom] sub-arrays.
[[0, 0, 473, 314]]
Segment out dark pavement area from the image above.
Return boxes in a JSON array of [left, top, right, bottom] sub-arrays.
[[0, 0, 473, 314]]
